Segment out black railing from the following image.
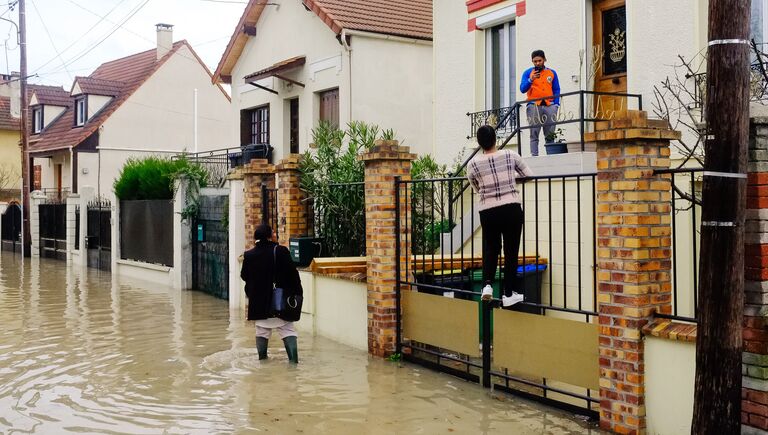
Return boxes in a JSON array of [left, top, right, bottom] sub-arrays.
[[180, 144, 273, 186], [261, 184, 278, 239], [653, 167, 703, 323], [467, 105, 518, 139], [40, 188, 71, 204], [395, 173, 599, 415], [305, 182, 366, 257], [452, 90, 642, 225]]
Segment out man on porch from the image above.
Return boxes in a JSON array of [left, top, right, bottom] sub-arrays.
[[520, 50, 561, 156]]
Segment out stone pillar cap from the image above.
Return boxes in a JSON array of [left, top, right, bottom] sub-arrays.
[[242, 159, 275, 175], [359, 140, 416, 162]]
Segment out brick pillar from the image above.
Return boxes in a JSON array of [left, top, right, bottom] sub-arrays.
[[595, 110, 678, 434], [275, 154, 308, 244], [360, 140, 415, 357], [743, 117, 768, 434], [242, 159, 275, 250]]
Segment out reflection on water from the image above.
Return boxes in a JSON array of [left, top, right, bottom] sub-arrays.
[[0, 254, 599, 434]]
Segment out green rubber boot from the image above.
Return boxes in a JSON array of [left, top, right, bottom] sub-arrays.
[[256, 337, 269, 360], [283, 336, 299, 364]]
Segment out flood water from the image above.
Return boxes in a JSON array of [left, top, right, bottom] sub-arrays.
[[0, 254, 600, 434]]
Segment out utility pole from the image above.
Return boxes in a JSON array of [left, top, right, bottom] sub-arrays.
[[692, 0, 750, 433], [18, 0, 30, 258]]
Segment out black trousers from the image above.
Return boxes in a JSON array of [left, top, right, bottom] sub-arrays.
[[479, 203, 524, 297]]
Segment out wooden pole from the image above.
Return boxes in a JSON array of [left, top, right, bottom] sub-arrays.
[[18, 0, 30, 257], [692, 0, 750, 432]]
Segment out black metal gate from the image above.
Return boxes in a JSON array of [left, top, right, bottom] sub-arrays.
[[192, 195, 229, 299], [87, 199, 111, 271], [262, 183, 278, 236], [39, 202, 66, 260], [1, 203, 21, 253]]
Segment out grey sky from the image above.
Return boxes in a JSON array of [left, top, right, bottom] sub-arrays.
[[1, 0, 246, 90]]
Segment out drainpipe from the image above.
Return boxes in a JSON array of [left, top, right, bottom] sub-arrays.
[[69, 146, 74, 194], [340, 29, 353, 123], [193, 88, 198, 154]]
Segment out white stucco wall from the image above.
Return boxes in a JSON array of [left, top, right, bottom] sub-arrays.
[[230, 0, 351, 161], [229, 0, 433, 161], [99, 44, 232, 154], [88, 95, 113, 118], [645, 336, 695, 435], [350, 36, 433, 157], [434, 0, 475, 164], [436, 0, 708, 161], [43, 105, 66, 128]]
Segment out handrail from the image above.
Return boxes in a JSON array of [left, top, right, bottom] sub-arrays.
[[448, 90, 644, 225]]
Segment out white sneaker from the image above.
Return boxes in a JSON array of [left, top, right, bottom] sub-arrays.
[[502, 292, 524, 307], [481, 285, 494, 301]]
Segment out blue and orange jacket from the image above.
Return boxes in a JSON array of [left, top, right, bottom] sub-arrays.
[[520, 67, 561, 106]]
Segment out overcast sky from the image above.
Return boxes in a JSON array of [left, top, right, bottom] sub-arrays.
[[0, 0, 246, 90]]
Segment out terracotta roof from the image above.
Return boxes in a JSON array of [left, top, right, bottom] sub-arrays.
[[30, 42, 187, 154], [30, 84, 70, 107], [213, 0, 433, 84], [244, 56, 306, 81], [73, 76, 124, 97], [0, 96, 19, 131], [305, 0, 432, 40]]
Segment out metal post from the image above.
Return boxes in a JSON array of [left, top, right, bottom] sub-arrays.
[[481, 299, 491, 388], [579, 91, 586, 152], [261, 183, 268, 226], [394, 176, 402, 356]]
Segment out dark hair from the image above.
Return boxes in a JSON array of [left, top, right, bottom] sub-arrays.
[[254, 224, 273, 242], [476, 125, 496, 151], [531, 49, 546, 60]]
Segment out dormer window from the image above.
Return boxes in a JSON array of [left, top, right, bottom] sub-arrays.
[[74, 96, 87, 126], [32, 106, 43, 134]]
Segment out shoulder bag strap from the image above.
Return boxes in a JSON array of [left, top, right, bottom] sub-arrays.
[[272, 245, 278, 287]]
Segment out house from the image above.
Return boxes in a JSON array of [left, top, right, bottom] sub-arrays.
[[29, 24, 232, 201], [0, 78, 20, 202], [435, 0, 712, 167], [213, 0, 434, 161]]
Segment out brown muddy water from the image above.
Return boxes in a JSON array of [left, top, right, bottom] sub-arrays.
[[0, 254, 600, 434]]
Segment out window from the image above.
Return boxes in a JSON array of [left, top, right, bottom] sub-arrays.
[[240, 105, 270, 145], [32, 106, 43, 134], [74, 97, 87, 126], [289, 98, 299, 154], [486, 22, 516, 109], [318, 88, 339, 128]]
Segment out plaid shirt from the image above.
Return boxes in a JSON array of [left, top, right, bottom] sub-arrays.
[[467, 150, 533, 211]]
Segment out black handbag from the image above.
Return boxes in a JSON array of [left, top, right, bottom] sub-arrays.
[[271, 246, 303, 321]]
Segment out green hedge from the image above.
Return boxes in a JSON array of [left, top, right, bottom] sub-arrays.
[[114, 156, 208, 200]]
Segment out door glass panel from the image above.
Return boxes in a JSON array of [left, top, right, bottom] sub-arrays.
[[602, 6, 627, 75]]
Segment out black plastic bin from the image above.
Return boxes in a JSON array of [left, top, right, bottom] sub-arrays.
[[414, 269, 472, 298]]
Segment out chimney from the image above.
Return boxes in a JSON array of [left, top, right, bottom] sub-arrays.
[[156, 23, 174, 60]]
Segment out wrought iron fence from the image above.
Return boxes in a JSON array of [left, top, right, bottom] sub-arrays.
[[395, 173, 599, 415], [654, 167, 703, 323], [179, 144, 273, 186], [40, 188, 71, 204], [467, 106, 518, 139], [261, 184, 278, 238], [305, 182, 366, 257]]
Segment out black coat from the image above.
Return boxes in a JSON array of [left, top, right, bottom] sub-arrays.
[[240, 241, 303, 321]]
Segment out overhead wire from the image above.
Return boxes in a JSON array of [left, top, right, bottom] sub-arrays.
[[39, 0, 152, 76], [31, 0, 129, 74], [29, 0, 72, 82]]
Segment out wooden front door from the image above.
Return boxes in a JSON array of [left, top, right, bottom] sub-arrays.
[[592, 0, 627, 115]]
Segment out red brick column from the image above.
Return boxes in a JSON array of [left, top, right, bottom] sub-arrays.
[[360, 140, 415, 357], [242, 159, 275, 250], [274, 154, 309, 244], [595, 110, 678, 434], [743, 117, 768, 433]]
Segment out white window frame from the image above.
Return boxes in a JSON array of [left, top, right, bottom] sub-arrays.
[[32, 106, 43, 134], [484, 21, 516, 110], [753, 0, 768, 43], [75, 97, 86, 126]]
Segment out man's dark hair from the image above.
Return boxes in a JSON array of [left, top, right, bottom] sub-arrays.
[[476, 125, 496, 151], [254, 224, 273, 242], [531, 49, 546, 60]]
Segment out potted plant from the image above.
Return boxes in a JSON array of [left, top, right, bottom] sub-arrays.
[[544, 128, 568, 155]]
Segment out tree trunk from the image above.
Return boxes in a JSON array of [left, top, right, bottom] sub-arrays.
[[692, 0, 750, 433]]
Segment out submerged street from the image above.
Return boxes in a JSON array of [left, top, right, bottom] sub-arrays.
[[0, 254, 598, 434]]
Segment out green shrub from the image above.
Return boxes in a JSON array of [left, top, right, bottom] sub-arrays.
[[114, 156, 209, 200]]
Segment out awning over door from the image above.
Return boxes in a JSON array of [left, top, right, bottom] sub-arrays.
[[244, 56, 306, 94]]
